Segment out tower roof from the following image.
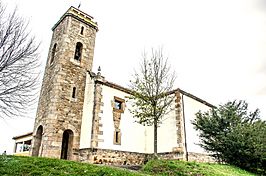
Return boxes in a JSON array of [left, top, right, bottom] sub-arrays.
[[52, 6, 98, 31]]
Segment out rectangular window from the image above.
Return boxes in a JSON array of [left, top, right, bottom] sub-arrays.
[[113, 131, 121, 145], [80, 26, 84, 35], [15, 142, 22, 153], [72, 87, 77, 98], [50, 43, 57, 65], [113, 96, 125, 112], [23, 140, 31, 151], [115, 100, 122, 110], [74, 42, 83, 61], [115, 131, 119, 143]]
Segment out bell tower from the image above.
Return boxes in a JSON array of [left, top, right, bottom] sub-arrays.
[[31, 6, 98, 160]]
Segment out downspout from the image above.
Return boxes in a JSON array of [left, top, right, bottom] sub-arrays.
[[181, 94, 188, 161]]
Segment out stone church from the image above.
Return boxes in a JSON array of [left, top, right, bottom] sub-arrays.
[[29, 6, 215, 165]]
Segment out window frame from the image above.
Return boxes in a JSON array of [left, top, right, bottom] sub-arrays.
[[113, 130, 121, 145], [74, 42, 83, 62], [113, 96, 125, 113]]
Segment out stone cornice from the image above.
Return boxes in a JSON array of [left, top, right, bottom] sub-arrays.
[[52, 6, 98, 31]]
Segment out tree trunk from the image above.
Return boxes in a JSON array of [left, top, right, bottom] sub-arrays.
[[154, 118, 158, 157]]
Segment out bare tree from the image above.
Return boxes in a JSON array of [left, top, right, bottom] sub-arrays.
[[128, 48, 176, 156], [0, 2, 39, 118]]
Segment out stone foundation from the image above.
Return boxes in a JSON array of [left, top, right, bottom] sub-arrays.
[[79, 148, 184, 165], [79, 148, 149, 165], [188, 152, 216, 163], [157, 152, 183, 160], [79, 149, 215, 165]]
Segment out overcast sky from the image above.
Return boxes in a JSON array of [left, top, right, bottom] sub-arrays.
[[1, 0, 266, 154]]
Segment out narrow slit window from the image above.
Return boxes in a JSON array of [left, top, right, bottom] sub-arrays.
[[72, 87, 77, 98], [80, 26, 84, 35], [115, 131, 119, 143], [74, 42, 83, 61], [113, 131, 121, 145], [50, 43, 57, 64]]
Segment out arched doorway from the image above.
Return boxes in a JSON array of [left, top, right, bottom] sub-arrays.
[[32, 125, 43, 156], [60, 130, 74, 160]]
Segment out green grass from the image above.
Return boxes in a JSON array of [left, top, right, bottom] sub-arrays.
[[0, 155, 256, 176], [0, 155, 142, 176], [142, 159, 256, 176]]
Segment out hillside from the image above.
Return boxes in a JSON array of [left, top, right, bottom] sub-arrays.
[[0, 155, 256, 176], [142, 159, 256, 176]]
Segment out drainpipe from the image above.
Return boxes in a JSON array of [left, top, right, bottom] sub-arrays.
[[181, 94, 188, 161]]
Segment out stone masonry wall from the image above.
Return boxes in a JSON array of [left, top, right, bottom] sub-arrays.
[[79, 149, 214, 165], [174, 91, 186, 159], [79, 148, 183, 165], [188, 152, 216, 163], [31, 16, 70, 157], [90, 75, 104, 148], [79, 148, 149, 165], [31, 9, 97, 160]]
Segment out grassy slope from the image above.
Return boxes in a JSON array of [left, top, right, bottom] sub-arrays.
[[0, 155, 141, 176], [143, 159, 256, 176], [0, 155, 256, 176]]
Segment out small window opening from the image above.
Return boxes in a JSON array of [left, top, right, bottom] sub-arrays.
[[50, 43, 57, 64], [115, 100, 122, 110], [115, 131, 119, 143], [72, 87, 77, 98], [114, 130, 121, 145], [80, 26, 84, 35], [74, 42, 83, 61]]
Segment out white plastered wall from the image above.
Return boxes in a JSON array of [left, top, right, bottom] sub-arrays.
[[79, 73, 95, 149], [99, 85, 149, 153], [157, 100, 178, 153], [182, 95, 211, 153], [99, 85, 178, 154]]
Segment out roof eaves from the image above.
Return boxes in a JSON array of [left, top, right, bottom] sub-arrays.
[[12, 132, 33, 140], [177, 88, 216, 108], [94, 78, 215, 108]]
